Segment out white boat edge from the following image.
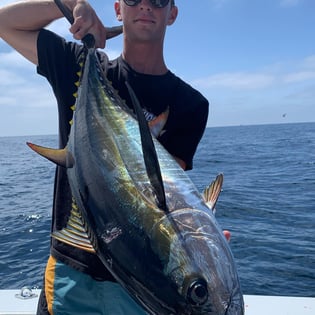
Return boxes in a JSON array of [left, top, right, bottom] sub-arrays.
[[0, 289, 314, 315]]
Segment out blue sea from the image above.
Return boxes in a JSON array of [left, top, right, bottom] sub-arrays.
[[0, 122, 314, 297]]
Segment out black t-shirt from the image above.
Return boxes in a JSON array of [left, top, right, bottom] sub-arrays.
[[37, 29, 209, 280]]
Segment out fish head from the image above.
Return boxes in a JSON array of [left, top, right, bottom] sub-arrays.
[[151, 208, 244, 315], [180, 273, 244, 315]]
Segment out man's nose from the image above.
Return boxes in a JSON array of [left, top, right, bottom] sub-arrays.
[[139, 0, 153, 10]]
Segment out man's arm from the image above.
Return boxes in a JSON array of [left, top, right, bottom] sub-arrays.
[[0, 0, 65, 65], [0, 0, 106, 65]]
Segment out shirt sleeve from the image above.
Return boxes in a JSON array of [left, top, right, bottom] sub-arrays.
[[37, 29, 83, 104], [158, 86, 209, 171], [36, 29, 84, 146]]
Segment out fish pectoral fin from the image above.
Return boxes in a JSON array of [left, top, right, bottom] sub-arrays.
[[52, 203, 96, 254], [203, 173, 224, 214], [125, 81, 168, 212], [26, 142, 74, 168], [148, 107, 169, 138]]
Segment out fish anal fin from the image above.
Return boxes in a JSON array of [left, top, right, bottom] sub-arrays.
[[26, 142, 74, 168], [203, 173, 224, 214], [52, 203, 96, 254], [52, 230, 95, 254]]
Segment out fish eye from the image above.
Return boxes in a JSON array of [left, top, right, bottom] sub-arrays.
[[187, 279, 208, 306]]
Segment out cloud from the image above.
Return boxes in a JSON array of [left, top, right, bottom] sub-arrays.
[[280, 0, 301, 7], [279, 55, 315, 83], [192, 55, 315, 91], [283, 71, 315, 83], [193, 72, 275, 90], [0, 68, 25, 86], [0, 50, 55, 109], [301, 55, 315, 69], [189, 54, 315, 127], [0, 50, 33, 71], [283, 84, 315, 102], [47, 19, 73, 38], [0, 0, 17, 6]]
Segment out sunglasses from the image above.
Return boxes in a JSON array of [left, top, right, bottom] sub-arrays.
[[123, 0, 172, 9]]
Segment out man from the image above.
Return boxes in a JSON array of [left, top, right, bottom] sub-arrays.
[[0, 1, 224, 314]]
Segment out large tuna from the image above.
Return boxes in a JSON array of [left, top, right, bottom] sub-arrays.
[[27, 38, 244, 314]]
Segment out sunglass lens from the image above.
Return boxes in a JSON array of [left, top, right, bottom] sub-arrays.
[[150, 0, 169, 7], [124, 0, 141, 6], [123, 0, 170, 8]]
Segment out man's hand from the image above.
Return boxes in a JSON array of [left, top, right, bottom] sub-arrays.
[[69, 0, 107, 48], [223, 230, 231, 242]]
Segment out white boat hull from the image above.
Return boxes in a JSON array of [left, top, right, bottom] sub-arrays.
[[0, 289, 314, 315]]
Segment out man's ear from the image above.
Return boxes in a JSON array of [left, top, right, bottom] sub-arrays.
[[167, 5, 178, 26], [114, 1, 122, 21]]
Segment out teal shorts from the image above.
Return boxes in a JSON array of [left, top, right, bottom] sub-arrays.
[[43, 256, 148, 315]]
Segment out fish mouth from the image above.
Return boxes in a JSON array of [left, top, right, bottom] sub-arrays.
[[224, 300, 244, 315]]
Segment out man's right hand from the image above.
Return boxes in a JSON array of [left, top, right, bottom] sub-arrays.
[[68, 0, 107, 48]]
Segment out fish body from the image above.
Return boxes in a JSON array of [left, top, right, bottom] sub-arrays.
[[29, 47, 244, 315]]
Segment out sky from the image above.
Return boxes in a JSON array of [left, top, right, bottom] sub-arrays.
[[0, 0, 314, 136]]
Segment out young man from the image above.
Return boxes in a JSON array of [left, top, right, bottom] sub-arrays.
[[0, 1, 220, 314]]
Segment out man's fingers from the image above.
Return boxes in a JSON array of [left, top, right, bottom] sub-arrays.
[[223, 230, 231, 242]]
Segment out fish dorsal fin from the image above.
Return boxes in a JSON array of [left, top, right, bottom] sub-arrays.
[[125, 81, 168, 212], [203, 173, 224, 214], [26, 142, 74, 168], [52, 199, 95, 253]]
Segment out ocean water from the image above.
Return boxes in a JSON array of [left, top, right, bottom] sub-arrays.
[[0, 122, 314, 297]]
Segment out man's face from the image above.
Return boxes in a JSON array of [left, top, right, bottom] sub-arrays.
[[115, 0, 178, 43]]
